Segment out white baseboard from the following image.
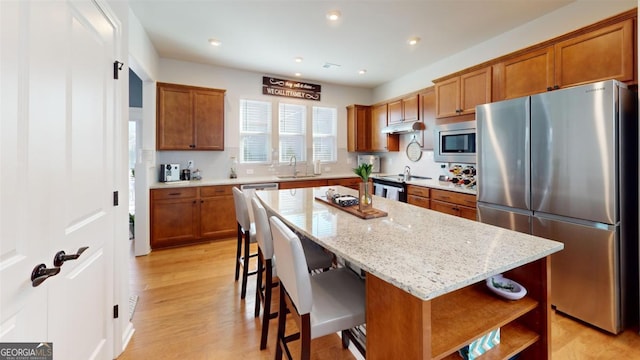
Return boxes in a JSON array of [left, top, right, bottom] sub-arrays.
[[121, 322, 136, 353]]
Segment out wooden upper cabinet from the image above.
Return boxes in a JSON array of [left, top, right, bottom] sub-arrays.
[[419, 87, 436, 150], [157, 82, 226, 150], [459, 67, 492, 114], [347, 105, 370, 152], [494, 46, 554, 100], [157, 85, 193, 149], [493, 16, 635, 101], [371, 104, 388, 151], [388, 100, 403, 124], [554, 19, 634, 88], [435, 77, 459, 118], [193, 90, 225, 150], [388, 95, 419, 124], [435, 67, 491, 118]]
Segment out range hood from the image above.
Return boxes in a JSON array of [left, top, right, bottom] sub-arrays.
[[381, 121, 425, 134]]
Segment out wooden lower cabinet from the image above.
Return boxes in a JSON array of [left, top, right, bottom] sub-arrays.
[[430, 189, 477, 221], [199, 185, 236, 240], [407, 185, 430, 209], [278, 179, 328, 190], [151, 188, 199, 249], [151, 185, 237, 249], [327, 177, 361, 190]]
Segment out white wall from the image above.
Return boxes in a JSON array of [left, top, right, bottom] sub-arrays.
[[156, 58, 373, 178]]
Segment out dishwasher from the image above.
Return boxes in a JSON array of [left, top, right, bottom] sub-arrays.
[[240, 183, 279, 222]]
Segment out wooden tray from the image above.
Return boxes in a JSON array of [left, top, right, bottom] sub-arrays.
[[315, 196, 388, 219]]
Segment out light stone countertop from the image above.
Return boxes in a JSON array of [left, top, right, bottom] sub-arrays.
[[149, 172, 359, 189], [257, 186, 563, 301], [150, 172, 477, 195]]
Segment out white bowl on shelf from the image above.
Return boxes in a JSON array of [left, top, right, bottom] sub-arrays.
[[486, 274, 527, 300]]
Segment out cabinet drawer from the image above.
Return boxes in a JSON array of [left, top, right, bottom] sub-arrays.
[[327, 177, 361, 189], [200, 185, 235, 197], [408, 195, 430, 209], [407, 185, 430, 198], [431, 189, 476, 207], [152, 187, 198, 200]]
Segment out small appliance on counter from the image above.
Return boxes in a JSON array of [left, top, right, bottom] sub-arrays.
[[357, 155, 380, 173], [159, 163, 181, 182]]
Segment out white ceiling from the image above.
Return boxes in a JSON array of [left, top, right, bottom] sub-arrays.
[[129, 0, 575, 88]]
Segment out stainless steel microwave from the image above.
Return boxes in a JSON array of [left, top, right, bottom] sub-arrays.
[[434, 120, 476, 163]]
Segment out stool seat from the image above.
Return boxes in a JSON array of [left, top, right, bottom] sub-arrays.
[[233, 187, 259, 300], [307, 268, 365, 339]]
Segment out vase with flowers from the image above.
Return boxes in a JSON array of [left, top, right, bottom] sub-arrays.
[[353, 163, 373, 212]]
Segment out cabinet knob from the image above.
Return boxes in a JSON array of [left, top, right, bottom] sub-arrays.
[[554, 85, 560, 90], [546, 87, 553, 91]]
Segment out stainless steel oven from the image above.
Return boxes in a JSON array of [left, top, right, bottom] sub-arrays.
[[434, 120, 476, 163], [372, 174, 431, 203]]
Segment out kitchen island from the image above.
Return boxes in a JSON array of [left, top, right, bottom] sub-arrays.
[[256, 186, 563, 360]]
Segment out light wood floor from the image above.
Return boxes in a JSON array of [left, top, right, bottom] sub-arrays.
[[118, 239, 640, 360]]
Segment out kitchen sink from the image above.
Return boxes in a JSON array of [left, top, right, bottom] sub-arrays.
[[276, 175, 318, 179]]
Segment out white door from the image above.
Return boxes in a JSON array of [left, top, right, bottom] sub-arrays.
[[1, 1, 118, 359]]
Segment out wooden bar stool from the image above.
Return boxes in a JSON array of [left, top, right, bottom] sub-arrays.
[[270, 216, 366, 360], [232, 187, 258, 300]]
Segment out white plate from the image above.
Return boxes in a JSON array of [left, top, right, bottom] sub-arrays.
[[486, 274, 527, 300]]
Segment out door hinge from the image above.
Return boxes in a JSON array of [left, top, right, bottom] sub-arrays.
[[113, 60, 124, 80], [113, 191, 119, 206], [113, 304, 119, 319]]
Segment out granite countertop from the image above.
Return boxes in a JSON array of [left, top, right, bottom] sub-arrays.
[[149, 172, 359, 189], [257, 186, 563, 301], [372, 174, 477, 195]]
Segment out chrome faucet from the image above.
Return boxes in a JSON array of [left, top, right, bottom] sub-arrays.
[[289, 155, 298, 177], [403, 165, 411, 181]]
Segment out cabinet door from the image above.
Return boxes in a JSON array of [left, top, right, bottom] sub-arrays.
[[435, 77, 460, 118], [430, 200, 459, 217], [420, 88, 435, 150], [408, 195, 430, 209], [371, 104, 388, 151], [151, 198, 198, 248], [496, 46, 554, 100], [554, 19, 634, 88], [459, 206, 477, 221], [347, 105, 370, 152], [279, 179, 328, 189], [402, 94, 419, 122], [200, 194, 236, 239], [327, 177, 360, 190], [157, 85, 194, 150], [460, 67, 492, 114], [193, 89, 225, 150], [388, 100, 403, 124]]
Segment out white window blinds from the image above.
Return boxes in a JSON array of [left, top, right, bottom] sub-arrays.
[[239, 99, 271, 163], [312, 106, 337, 162], [279, 103, 306, 162]]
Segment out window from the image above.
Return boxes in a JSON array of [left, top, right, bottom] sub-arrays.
[[239, 99, 271, 163], [279, 103, 306, 162], [312, 106, 337, 162]]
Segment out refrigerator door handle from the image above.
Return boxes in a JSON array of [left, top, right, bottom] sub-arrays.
[[524, 97, 531, 210]]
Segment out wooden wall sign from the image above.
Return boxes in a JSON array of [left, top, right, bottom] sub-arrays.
[[262, 76, 321, 101]]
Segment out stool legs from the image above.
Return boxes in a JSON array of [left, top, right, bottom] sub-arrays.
[[234, 223, 242, 281]]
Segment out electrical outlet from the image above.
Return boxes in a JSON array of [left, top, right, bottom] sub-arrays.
[[324, 166, 331, 172], [187, 160, 194, 169], [246, 169, 254, 174]]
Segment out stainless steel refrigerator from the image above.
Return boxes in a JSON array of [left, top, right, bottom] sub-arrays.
[[476, 80, 638, 334]]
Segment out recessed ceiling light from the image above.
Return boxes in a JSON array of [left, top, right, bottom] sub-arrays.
[[294, 72, 302, 77], [326, 10, 341, 21], [208, 38, 221, 47], [408, 37, 420, 46], [358, 69, 367, 75], [294, 57, 303, 63]]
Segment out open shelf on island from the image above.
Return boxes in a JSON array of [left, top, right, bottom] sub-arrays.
[[431, 282, 539, 360]]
